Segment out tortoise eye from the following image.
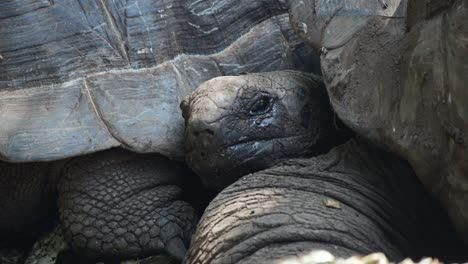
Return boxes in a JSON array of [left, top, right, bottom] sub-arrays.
[[249, 95, 273, 115]]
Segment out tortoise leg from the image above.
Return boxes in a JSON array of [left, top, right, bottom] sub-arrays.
[[57, 149, 197, 261]]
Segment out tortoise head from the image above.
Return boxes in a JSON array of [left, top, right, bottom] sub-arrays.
[[181, 71, 351, 190]]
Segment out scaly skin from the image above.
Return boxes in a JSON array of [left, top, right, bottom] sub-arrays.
[[0, 149, 198, 262], [58, 149, 198, 260]]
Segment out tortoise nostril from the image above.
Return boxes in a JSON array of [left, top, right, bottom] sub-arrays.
[[190, 121, 216, 138], [204, 129, 214, 136], [191, 128, 215, 138]]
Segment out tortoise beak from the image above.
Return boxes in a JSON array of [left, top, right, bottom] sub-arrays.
[[180, 97, 190, 120]]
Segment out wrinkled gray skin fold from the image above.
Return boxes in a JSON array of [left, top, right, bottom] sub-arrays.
[[182, 72, 466, 264], [0, 0, 320, 261]]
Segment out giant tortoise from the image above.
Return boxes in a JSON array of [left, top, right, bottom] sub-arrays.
[[0, 0, 319, 261], [287, 0, 468, 243], [180, 0, 468, 261], [181, 71, 466, 263]]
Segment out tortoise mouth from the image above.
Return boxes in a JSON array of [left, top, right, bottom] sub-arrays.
[[186, 134, 313, 190], [223, 135, 304, 156], [186, 134, 310, 163]]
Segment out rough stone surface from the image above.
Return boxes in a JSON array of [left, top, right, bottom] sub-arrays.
[[0, 0, 318, 162], [289, 0, 468, 242], [185, 139, 464, 264]]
